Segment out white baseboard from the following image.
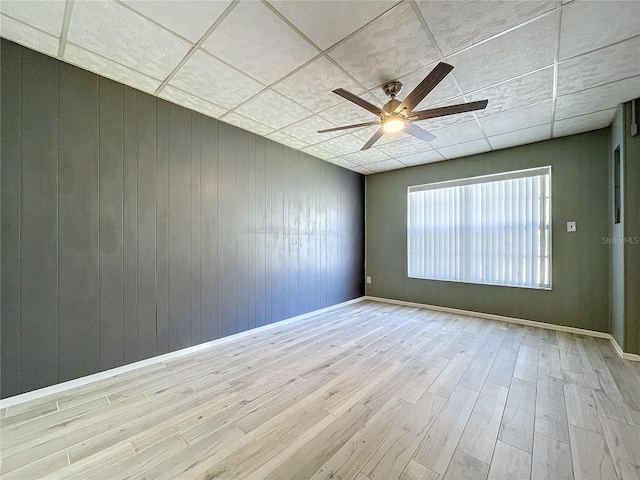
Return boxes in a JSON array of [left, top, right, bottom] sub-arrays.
[[365, 296, 640, 362], [0, 297, 366, 409]]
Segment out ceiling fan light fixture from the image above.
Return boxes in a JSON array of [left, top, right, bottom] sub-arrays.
[[382, 115, 405, 133]]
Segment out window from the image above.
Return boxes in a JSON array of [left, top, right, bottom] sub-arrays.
[[407, 166, 551, 289]]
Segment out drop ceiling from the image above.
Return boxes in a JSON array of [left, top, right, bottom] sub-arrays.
[[1, 0, 639, 174]]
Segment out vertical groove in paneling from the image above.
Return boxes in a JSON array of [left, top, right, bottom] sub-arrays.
[[1, 40, 22, 397], [200, 116, 218, 342], [0, 40, 364, 398], [58, 63, 100, 382], [190, 113, 202, 345], [20, 48, 59, 393], [98, 78, 124, 371], [136, 92, 157, 360], [123, 86, 138, 364], [155, 100, 170, 355]]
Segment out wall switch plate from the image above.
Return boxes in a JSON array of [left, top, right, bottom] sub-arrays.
[[567, 221, 576, 232], [366, 276, 372, 284]]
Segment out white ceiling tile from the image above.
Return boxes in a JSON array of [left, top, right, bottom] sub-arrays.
[[480, 100, 552, 136], [312, 134, 364, 156], [121, 0, 232, 43], [169, 50, 264, 110], [0, 14, 59, 56], [418, 1, 555, 56], [318, 92, 383, 127], [280, 115, 342, 144], [326, 157, 358, 169], [553, 108, 616, 138], [158, 85, 227, 118], [302, 145, 337, 161], [64, 43, 162, 94], [396, 149, 445, 166], [438, 138, 492, 159], [269, 0, 396, 50], [267, 131, 309, 150], [557, 36, 640, 96], [350, 164, 375, 175], [67, 0, 191, 80], [233, 89, 312, 129], [273, 57, 364, 112], [467, 67, 554, 118], [202, 0, 318, 85], [221, 112, 274, 136], [328, 2, 440, 89], [0, 0, 65, 36], [376, 134, 434, 157], [488, 123, 551, 150], [341, 149, 391, 165], [430, 120, 485, 148], [448, 14, 555, 92], [366, 158, 406, 172], [559, 0, 640, 60], [555, 75, 640, 120]]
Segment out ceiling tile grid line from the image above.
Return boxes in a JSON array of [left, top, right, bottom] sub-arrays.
[[57, 0, 73, 57], [550, 1, 564, 137], [154, 0, 241, 94], [114, 0, 196, 46]]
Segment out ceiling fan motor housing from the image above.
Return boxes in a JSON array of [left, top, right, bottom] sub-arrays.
[[383, 81, 403, 98]]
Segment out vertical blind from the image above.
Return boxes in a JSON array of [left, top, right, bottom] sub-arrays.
[[407, 166, 551, 289]]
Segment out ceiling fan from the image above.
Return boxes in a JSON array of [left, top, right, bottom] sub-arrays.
[[317, 62, 489, 150]]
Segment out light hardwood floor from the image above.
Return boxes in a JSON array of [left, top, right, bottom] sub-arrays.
[[1, 301, 640, 480]]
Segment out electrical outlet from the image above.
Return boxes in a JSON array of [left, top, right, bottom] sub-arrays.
[[567, 221, 576, 232], [366, 276, 372, 284]]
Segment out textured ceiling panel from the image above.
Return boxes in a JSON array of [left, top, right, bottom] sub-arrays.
[[449, 14, 555, 92], [488, 123, 551, 150], [121, 0, 232, 43], [418, 0, 555, 56], [202, 0, 318, 85], [559, 0, 640, 60], [64, 43, 162, 93], [557, 36, 640, 96], [273, 56, 364, 112], [328, 2, 439, 89], [480, 101, 553, 136], [2, 0, 636, 174], [553, 108, 617, 138], [467, 67, 554, 118], [0, 14, 59, 56], [233, 89, 312, 130], [439, 138, 492, 159], [67, 0, 191, 79], [158, 85, 227, 118], [0, 0, 66, 37], [169, 50, 264, 110], [555, 75, 640, 120], [269, 0, 396, 50], [367, 158, 406, 172]]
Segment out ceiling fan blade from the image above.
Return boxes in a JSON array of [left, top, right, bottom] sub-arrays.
[[332, 88, 385, 117], [317, 121, 381, 134], [410, 100, 489, 121], [405, 122, 436, 143], [394, 62, 454, 114], [361, 128, 385, 150]]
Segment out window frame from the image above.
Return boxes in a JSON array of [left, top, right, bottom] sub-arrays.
[[406, 166, 553, 290]]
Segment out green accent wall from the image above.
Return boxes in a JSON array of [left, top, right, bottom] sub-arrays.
[[366, 129, 610, 334]]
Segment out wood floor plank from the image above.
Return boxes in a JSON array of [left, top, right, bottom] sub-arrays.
[[399, 460, 441, 480], [414, 386, 479, 475], [563, 383, 602, 434], [486, 345, 519, 388], [427, 352, 473, 398], [443, 449, 489, 480], [498, 377, 536, 453], [568, 424, 617, 480], [532, 433, 574, 480], [514, 344, 539, 383], [535, 374, 570, 443], [458, 382, 509, 463], [600, 416, 640, 480], [487, 440, 531, 480]]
